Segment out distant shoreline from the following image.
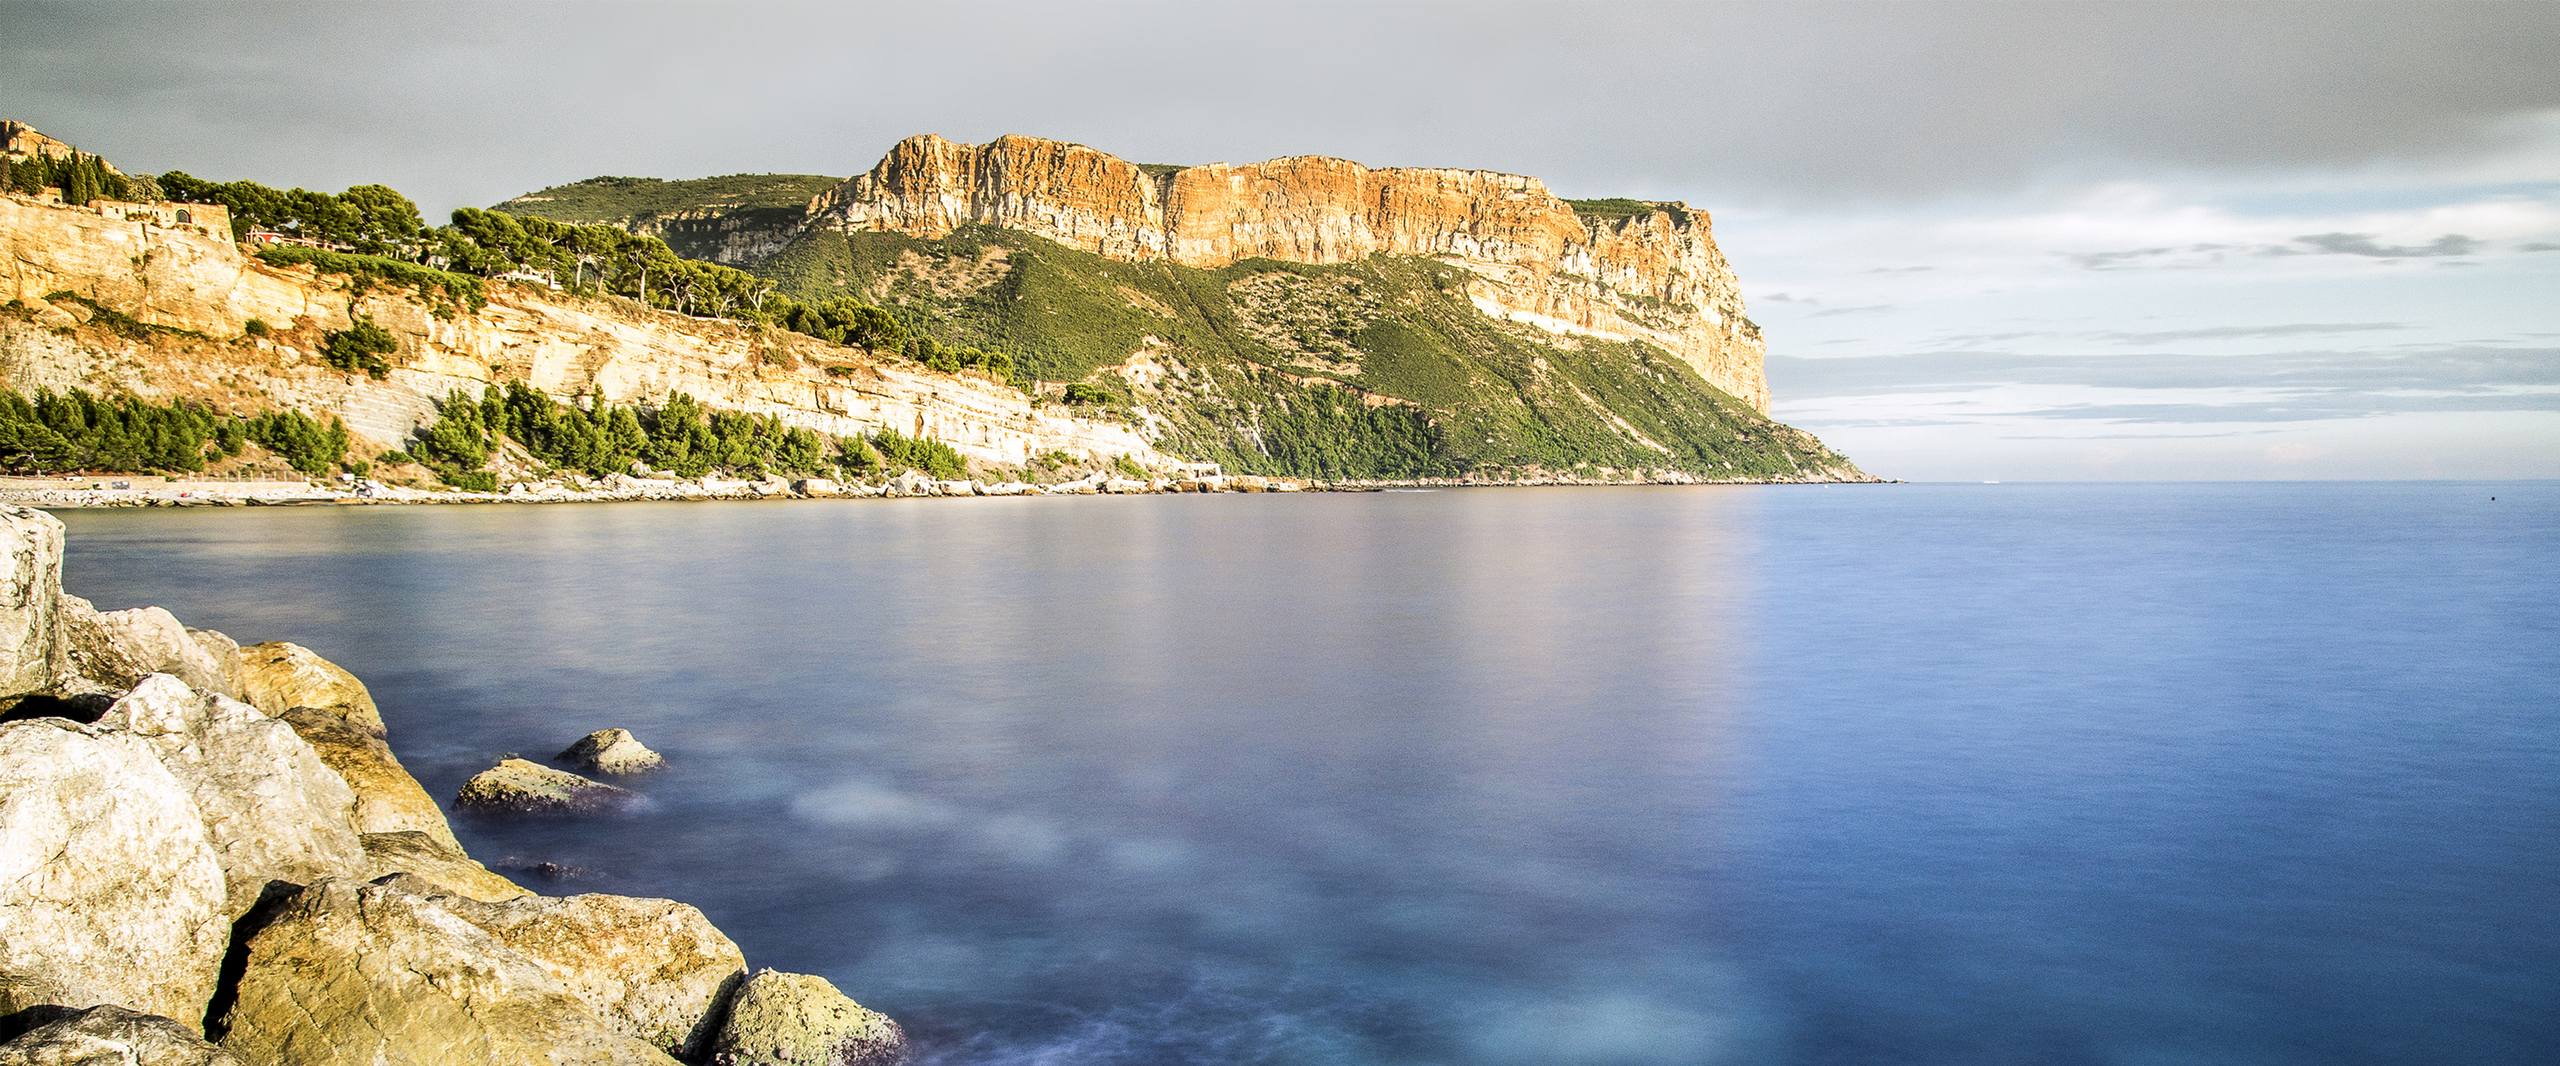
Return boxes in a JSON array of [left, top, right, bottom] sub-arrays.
[[2, 468, 1881, 509]]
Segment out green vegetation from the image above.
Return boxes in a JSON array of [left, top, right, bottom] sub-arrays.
[[39, 292, 202, 342], [320, 317, 398, 378], [1563, 198, 1692, 226], [0, 388, 349, 476], [749, 225, 1852, 480], [405, 383, 970, 489], [0, 136, 136, 206], [158, 171, 425, 249], [243, 409, 350, 474], [253, 246, 485, 315], [491, 174, 839, 226]]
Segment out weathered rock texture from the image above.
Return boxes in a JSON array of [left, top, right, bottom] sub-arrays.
[[0, 1004, 240, 1066], [233, 642, 384, 736], [55, 599, 237, 697], [0, 719, 230, 1025], [559, 727, 664, 774], [816, 133, 1770, 410], [384, 876, 746, 1059], [216, 877, 683, 1066], [456, 757, 635, 815], [279, 705, 462, 848], [101, 675, 367, 918], [0, 509, 61, 698], [708, 971, 905, 1066], [0, 193, 1152, 467]]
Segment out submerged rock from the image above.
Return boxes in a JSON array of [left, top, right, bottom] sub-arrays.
[[558, 728, 665, 774], [0, 1004, 240, 1065], [708, 970, 906, 1066], [216, 877, 682, 1066], [233, 641, 384, 736], [379, 874, 746, 1059], [100, 675, 366, 919], [456, 757, 635, 814], [0, 719, 229, 1026]]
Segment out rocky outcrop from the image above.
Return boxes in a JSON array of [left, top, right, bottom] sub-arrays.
[[559, 728, 664, 774], [383, 876, 746, 1059], [708, 971, 906, 1066], [0, 192, 1153, 468], [278, 705, 463, 848], [0, 1004, 240, 1066], [233, 642, 384, 736], [215, 877, 684, 1066], [55, 599, 237, 697], [819, 133, 1770, 410], [457, 758, 637, 815], [0, 505, 909, 1062], [0, 719, 230, 1026], [0, 510, 60, 698], [101, 675, 367, 919], [359, 831, 530, 903]]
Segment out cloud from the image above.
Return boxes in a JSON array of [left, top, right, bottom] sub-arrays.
[[2521, 242, 2560, 252], [1810, 304, 1893, 318], [1770, 344, 2560, 400], [2088, 322, 2408, 344], [2287, 232, 2480, 257]]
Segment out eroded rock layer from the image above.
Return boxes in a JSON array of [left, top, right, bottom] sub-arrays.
[[816, 133, 1770, 410]]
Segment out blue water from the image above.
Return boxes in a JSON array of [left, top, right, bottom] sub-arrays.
[[58, 484, 2560, 1064]]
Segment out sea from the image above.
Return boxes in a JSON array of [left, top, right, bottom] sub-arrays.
[[59, 482, 2560, 1065]]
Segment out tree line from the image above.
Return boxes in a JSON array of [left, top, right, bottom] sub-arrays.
[[404, 382, 968, 491], [147, 175, 1017, 382], [0, 389, 348, 476], [1, 147, 139, 206]]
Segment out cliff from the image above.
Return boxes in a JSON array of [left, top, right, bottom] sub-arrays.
[[0, 192, 1150, 467], [814, 134, 1769, 411]]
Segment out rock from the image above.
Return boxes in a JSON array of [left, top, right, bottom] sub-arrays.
[[360, 831, 529, 903], [933, 480, 980, 496], [382, 875, 746, 1059], [791, 478, 843, 498], [0, 507, 62, 699], [100, 675, 367, 918], [0, 719, 229, 1026], [558, 728, 665, 775], [456, 757, 635, 815], [0, 1004, 241, 1065], [708, 970, 906, 1066], [216, 877, 682, 1066], [1102, 477, 1150, 494], [232, 641, 384, 736], [53, 598, 235, 697], [277, 705, 460, 848]]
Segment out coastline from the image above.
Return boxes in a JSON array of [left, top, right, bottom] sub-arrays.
[[1, 468, 1882, 510]]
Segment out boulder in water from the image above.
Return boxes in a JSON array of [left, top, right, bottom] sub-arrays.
[[708, 970, 906, 1066], [456, 758, 635, 815], [558, 728, 665, 774]]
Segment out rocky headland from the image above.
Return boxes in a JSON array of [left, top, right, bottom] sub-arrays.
[[0, 505, 904, 1064]]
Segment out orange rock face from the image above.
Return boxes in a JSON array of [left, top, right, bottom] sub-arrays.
[[818, 134, 1769, 410]]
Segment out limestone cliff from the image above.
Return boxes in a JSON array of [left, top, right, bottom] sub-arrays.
[[813, 134, 1769, 411], [0, 193, 1150, 466]]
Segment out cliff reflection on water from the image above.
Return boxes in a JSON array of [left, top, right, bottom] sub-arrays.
[[62, 484, 2560, 1065]]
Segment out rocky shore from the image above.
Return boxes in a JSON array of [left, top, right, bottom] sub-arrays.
[[0, 505, 904, 1064], [2, 465, 1876, 510]]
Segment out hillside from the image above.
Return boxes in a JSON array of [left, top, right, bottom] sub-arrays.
[[493, 174, 837, 265], [512, 134, 1868, 482]]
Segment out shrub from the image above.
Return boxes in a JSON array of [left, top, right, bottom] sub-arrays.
[[321, 317, 398, 378], [242, 318, 272, 339]]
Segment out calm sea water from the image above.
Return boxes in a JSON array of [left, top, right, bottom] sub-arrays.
[[58, 484, 2560, 1065]]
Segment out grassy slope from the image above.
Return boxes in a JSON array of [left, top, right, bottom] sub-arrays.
[[492, 174, 840, 226], [759, 226, 1858, 480]]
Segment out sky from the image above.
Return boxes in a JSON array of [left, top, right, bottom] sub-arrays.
[[4, 0, 2555, 480]]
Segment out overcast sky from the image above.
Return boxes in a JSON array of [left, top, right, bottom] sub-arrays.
[[6, 0, 2555, 479]]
